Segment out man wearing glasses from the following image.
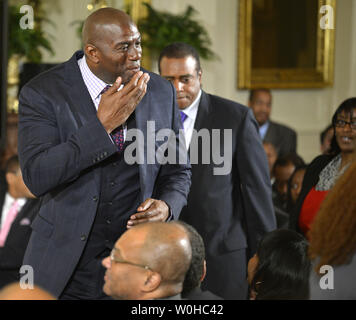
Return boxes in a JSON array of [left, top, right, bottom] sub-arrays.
[[102, 222, 192, 300]]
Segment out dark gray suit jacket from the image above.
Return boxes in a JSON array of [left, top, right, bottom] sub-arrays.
[[264, 120, 297, 157], [179, 91, 276, 299], [17, 51, 191, 297]]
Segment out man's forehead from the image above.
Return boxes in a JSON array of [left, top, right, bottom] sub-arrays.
[[97, 22, 139, 39]]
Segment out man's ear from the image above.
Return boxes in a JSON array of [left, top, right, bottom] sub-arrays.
[[85, 44, 99, 64], [142, 272, 161, 293], [5, 172, 15, 186]]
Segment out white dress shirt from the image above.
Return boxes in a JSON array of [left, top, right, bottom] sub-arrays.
[[181, 90, 202, 148], [77, 56, 127, 140]]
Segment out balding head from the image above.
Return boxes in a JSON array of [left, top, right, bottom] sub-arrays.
[[102, 222, 192, 300], [82, 7, 142, 84], [82, 8, 132, 46], [136, 222, 192, 282], [0, 283, 56, 300]]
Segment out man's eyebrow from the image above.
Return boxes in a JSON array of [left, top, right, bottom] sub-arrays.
[[114, 36, 142, 46]]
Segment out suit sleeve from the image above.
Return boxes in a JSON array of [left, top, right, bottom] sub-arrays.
[[236, 108, 276, 256], [18, 85, 118, 197], [153, 84, 192, 220]]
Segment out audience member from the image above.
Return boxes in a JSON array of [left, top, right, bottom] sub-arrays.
[[286, 165, 307, 216], [263, 142, 278, 182], [0, 156, 39, 289], [320, 124, 334, 155], [0, 282, 56, 300], [248, 89, 297, 157], [290, 98, 356, 237], [102, 222, 192, 300], [272, 154, 305, 228], [247, 229, 311, 300], [158, 42, 276, 300], [174, 221, 223, 300], [308, 159, 356, 299]]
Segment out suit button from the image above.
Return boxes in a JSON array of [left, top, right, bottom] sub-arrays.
[[80, 235, 86, 241], [103, 152, 108, 156], [93, 196, 98, 202], [110, 182, 115, 187], [106, 219, 111, 225], [108, 202, 113, 206]]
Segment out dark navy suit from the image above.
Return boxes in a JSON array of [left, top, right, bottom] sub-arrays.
[[179, 92, 276, 300], [18, 51, 191, 298]]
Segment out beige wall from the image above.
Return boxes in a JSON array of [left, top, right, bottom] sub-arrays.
[[41, 0, 356, 162]]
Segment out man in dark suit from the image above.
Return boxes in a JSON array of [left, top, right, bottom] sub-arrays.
[[0, 155, 39, 289], [17, 8, 191, 299], [248, 89, 297, 157], [159, 43, 276, 300]]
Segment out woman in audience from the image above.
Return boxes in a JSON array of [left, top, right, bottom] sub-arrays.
[[308, 160, 356, 299], [286, 165, 307, 215], [247, 229, 311, 300], [290, 97, 356, 237]]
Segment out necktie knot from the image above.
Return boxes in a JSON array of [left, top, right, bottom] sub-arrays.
[[180, 111, 188, 123]]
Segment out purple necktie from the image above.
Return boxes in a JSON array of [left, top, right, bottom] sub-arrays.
[[180, 111, 188, 123], [100, 85, 125, 152]]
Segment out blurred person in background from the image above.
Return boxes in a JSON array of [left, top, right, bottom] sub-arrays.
[[0, 156, 38, 289], [263, 142, 278, 183], [309, 159, 356, 299], [290, 98, 356, 237], [248, 89, 297, 157], [320, 124, 334, 155], [247, 229, 310, 300], [272, 154, 305, 228], [285, 165, 308, 216]]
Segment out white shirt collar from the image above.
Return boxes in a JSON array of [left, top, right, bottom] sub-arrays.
[[181, 89, 202, 122], [78, 56, 109, 103]]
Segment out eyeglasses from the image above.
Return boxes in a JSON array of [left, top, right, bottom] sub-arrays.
[[110, 248, 152, 271], [334, 119, 356, 130]]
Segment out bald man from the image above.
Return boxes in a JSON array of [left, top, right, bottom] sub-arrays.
[[102, 222, 191, 300], [18, 8, 191, 299]]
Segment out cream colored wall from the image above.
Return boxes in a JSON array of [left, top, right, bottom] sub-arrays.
[[41, 0, 356, 163]]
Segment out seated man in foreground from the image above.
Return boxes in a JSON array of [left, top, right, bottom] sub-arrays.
[[102, 222, 192, 300]]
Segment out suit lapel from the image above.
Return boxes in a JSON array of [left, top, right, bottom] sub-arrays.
[[64, 51, 97, 127], [64, 51, 101, 193], [264, 121, 276, 142], [193, 91, 212, 132], [134, 86, 151, 202], [188, 91, 213, 155]]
